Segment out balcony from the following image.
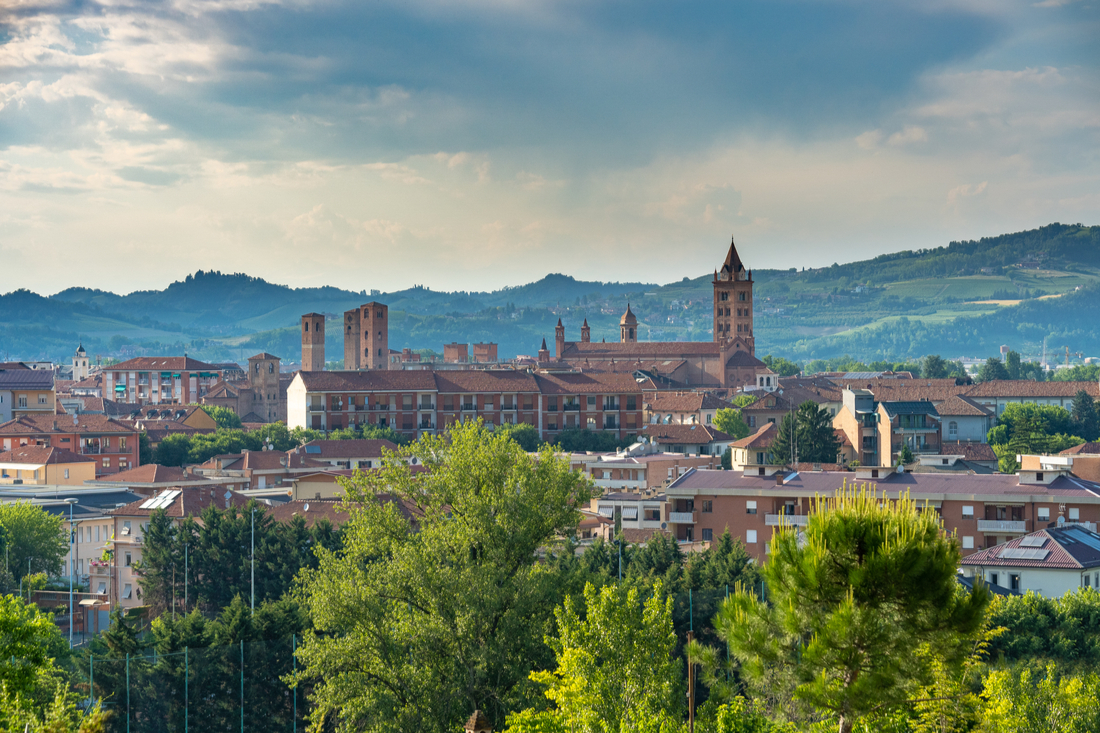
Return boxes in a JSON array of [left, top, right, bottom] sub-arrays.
[[419, 403, 435, 411], [419, 422, 435, 430], [896, 427, 939, 434], [766, 514, 810, 527], [563, 404, 580, 412], [668, 512, 695, 524], [308, 404, 325, 413], [977, 520, 1027, 533], [604, 420, 618, 430], [604, 403, 619, 412]]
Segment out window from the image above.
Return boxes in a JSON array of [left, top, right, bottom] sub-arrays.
[[123, 584, 132, 599], [1010, 574, 1021, 591], [587, 396, 596, 407], [122, 521, 131, 536], [702, 500, 713, 513], [119, 437, 127, 449], [706, 414, 712, 424], [1038, 507, 1050, 521], [64, 469, 69, 479], [1036, 472, 1044, 482], [102, 458, 109, 467], [125, 552, 132, 567], [95, 526, 100, 542], [1070, 507, 1080, 520], [756, 451, 764, 464], [746, 530, 757, 544], [38, 394, 46, 405], [989, 572, 999, 586], [739, 292, 746, 301], [948, 421, 958, 439], [962, 536, 974, 549], [1085, 575, 1092, 588], [962, 506, 974, 519], [748, 416, 756, 427], [17, 396, 27, 408], [702, 528, 713, 542], [626, 396, 636, 410], [746, 500, 757, 514]]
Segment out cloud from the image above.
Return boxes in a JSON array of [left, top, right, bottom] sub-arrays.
[[947, 181, 988, 205], [887, 126, 928, 145], [855, 130, 883, 150]]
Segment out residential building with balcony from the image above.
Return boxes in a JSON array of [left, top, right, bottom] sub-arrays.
[[103, 357, 226, 406], [638, 424, 735, 456], [569, 448, 720, 495], [104, 487, 252, 610], [0, 366, 56, 422], [664, 464, 1100, 558], [880, 400, 942, 464], [0, 415, 140, 476], [290, 439, 400, 470], [0, 446, 97, 485], [643, 392, 736, 427], [589, 492, 669, 541], [960, 525, 1100, 598], [191, 450, 329, 491]]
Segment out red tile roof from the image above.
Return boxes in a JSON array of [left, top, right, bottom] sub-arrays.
[[296, 370, 438, 392], [294, 439, 399, 459], [534, 372, 644, 395], [644, 392, 734, 413], [940, 442, 998, 462], [108, 486, 252, 518], [248, 353, 281, 361], [0, 414, 138, 435], [95, 464, 194, 485], [108, 357, 222, 371], [960, 526, 1100, 570], [0, 446, 94, 465], [937, 395, 994, 417], [1062, 442, 1100, 455], [639, 424, 733, 444], [433, 370, 541, 394], [966, 380, 1100, 398], [731, 421, 776, 449], [267, 499, 349, 528]]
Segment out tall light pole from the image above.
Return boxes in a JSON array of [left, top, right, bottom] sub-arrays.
[[250, 506, 255, 612], [64, 498, 79, 648]]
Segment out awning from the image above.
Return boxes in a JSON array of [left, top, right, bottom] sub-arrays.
[[621, 507, 638, 520], [597, 507, 615, 518], [160, 372, 171, 378], [114, 385, 126, 392], [79, 599, 101, 606], [172, 374, 181, 379]]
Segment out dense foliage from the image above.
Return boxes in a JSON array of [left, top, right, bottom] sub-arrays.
[[0, 502, 67, 583]]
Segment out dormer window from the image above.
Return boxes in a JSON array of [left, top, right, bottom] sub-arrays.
[[1036, 472, 1044, 482]]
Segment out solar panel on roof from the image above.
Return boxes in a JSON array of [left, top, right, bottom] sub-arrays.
[[1000, 548, 1049, 561], [138, 496, 159, 509], [1065, 527, 1100, 553], [1019, 536, 1047, 548], [305, 446, 321, 454]]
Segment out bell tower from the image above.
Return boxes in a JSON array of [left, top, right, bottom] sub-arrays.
[[713, 236, 754, 354], [620, 304, 638, 344], [580, 319, 591, 343], [301, 313, 326, 371]]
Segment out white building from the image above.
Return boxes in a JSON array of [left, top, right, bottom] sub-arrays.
[[959, 524, 1100, 598]]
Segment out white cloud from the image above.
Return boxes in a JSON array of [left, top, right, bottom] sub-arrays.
[[855, 129, 882, 150], [887, 126, 928, 146]]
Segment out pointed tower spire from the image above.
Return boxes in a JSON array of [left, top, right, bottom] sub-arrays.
[[719, 235, 745, 281], [540, 337, 548, 350]]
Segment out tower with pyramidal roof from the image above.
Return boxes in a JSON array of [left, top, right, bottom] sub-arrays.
[[712, 236, 755, 355]]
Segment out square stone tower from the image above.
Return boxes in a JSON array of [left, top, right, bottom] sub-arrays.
[[362, 302, 389, 370], [301, 313, 326, 371], [712, 237, 754, 355], [343, 308, 362, 370]]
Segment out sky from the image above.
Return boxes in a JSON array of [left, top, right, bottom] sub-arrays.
[[1, 0, 1098, 296]]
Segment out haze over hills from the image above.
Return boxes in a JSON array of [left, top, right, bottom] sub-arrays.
[[4, 223, 1098, 366]]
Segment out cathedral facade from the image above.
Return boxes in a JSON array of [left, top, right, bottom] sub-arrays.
[[548, 238, 773, 390]]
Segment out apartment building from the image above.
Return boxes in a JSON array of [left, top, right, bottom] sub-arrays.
[[286, 369, 645, 442], [0, 446, 96, 485], [569, 450, 721, 494], [0, 415, 140, 476], [104, 487, 251, 610], [103, 357, 226, 406], [643, 391, 735, 427], [0, 366, 55, 422], [960, 525, 1100, 598], [665, 464, 1100, 556]]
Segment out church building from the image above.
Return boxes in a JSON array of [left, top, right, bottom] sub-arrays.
[[548, 238, 774, 390]]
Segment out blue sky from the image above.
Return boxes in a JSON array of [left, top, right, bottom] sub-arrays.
[[1, 0, 1097, 294]]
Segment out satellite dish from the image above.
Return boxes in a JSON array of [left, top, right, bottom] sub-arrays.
[[303, 503, 310, 512], [661, 522, 667, 530], [1058, 516, 1066, 526]]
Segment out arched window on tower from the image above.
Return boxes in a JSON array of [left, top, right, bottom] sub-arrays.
[[378, 348, 384, 356], [268, 364, 274, 374]]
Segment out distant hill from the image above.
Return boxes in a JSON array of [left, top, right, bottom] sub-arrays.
[[4, 223, 1098, 365]]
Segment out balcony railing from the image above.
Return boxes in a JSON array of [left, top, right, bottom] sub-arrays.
[[563, 404, 580, 412], [604, 402, 619, 411], [977, 520, 1027, 533], [461, 404, 476, 411], [897, 427, 938, 434], [668, 512, 695, 524], [419, 403, 435, 411], [765, 514, 810, 526], [419, 422, 435, 430], [308, 404, 324, 413], [604, 420, 618, 430]]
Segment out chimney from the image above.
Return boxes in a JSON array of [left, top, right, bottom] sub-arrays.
[[775, 472, 784, 485]]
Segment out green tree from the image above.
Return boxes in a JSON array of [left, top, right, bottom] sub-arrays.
[[499, 422, 543, 451], [138, 431, 153, 465], [0, 502, 67, 583], [1005, 350, 1023, 380], [293, 421, 594, 732], [505, 582, 683, 733], [762, 355, 801, 377], [770, 413, 795, 466], [897, 444, 914, 465], [1070, 390, 1099, 441], [767, 402, 840, 465], [978, 358, 1010, 382], [980, 662, 1100, 733], [554, 428, 631, 452], [198, 404, 242, 429], [694, 481, 990, 733], [714, 408, 751, 440], [922, 355, 949, 379]]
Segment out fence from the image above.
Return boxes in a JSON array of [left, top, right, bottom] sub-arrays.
[[80, 635, 306, 733]]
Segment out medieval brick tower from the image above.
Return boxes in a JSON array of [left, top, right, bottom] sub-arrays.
[[343, 308, 362, 370], [712, 237, 754, 355], [363, 302, 389, 370], [247, 352, 282, 422], [301, 313, 326, 371]]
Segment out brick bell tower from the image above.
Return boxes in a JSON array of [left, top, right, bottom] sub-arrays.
[[301, 313, 326, 371], [712, 236, 755, 354]]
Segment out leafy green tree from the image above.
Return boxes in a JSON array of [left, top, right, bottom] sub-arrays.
[[922, 355, 949, 379], [293, 421, 594, 732], [138, 432, 153, 465], [499, 422, 543, 451], [762, 355, 801, 377], [980, 662, 1100, 733], [554, 428, 631, 452], [0, 502, 67, 583], [987, 403, 1077, 445], [767, 402, 840, 466], [505, 582, 683, 733], [694, 482, 990, 733], [978, 358, 1011, 382], [198, 404, 242, 429], [1070, 390, 1099, 441], [770, 413, 795, 466], [897, 444, 914, 465], [714, 408, 751, 440], [985, 589, 1100, 670], [1005, 350, 1023, 380]]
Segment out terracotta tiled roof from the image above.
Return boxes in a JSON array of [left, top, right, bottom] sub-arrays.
[[203, 381, 240, 399], [108, 356, 222, 371], [434, 370, 541, 393], [72, 375, 103, 390], [644, 392, 734, 413], [854, 378, 973, 403], [960, 526, 1100, 570], [1062, 442, 1100, 455], [639, 424, 733, 444], [966, 380, 1100, 398], [936, 395, 994, 417], [732, 421, 777, 449], [54, 380, 76, 394], [0, 446, 94, 465], [534, 372, 644, 395], [247, 353, 281, 360], [239, 412, 267, 424], [95, 464, 194, 484], [940, 442, 998, 462], [294, 439, 399, 459], [726, 350, 768, 368], [561, 341, 722, 358], [107, 486, 251, 518], [0, 414, 138, 435], [205, 451, 329, 472], [267, 499, 348, 528], [621, 527, 672, 544], [296, 370, 438, 392]]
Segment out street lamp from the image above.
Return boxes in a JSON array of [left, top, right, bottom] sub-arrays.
[[250, 506, 256, 612], [64, 498, 79, 648]]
